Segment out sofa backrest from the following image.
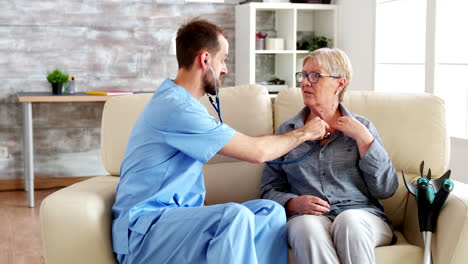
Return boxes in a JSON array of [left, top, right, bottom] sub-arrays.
[[202, 84, 274, 164], [100, 84, 273, 175], [274, 88, 449, 227], [101, 93, 153, 176], [274, 88, 449, 176]]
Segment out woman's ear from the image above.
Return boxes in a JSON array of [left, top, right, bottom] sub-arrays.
[[334, 78, 347, 95], [338, 77, 347, 90]]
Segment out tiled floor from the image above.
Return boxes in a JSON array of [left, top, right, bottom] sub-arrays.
[[0, 188, 60, 264]]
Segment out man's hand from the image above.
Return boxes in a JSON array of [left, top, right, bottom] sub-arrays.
[[286, 195, 330, 216], [302, 116, 330, 141], [218, 116, 329, 163]]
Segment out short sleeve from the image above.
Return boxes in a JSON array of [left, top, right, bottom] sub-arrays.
[[162, 103, 235, 163]]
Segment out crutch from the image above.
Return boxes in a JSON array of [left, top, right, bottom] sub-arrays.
[[402, 161, 454, 264]]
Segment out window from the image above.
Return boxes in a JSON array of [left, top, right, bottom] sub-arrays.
[[435, 0, 468, 138], [376, 0, 468, 138], [375, 0, 426, 93]]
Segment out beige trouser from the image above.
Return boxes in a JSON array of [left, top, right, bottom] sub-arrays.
[[287, 209, 393, 264]]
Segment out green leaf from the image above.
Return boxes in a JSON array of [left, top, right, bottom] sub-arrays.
[[46, 68, 69, 84]]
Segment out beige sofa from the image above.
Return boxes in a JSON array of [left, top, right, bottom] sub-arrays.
[[40, 84, 468, 264]]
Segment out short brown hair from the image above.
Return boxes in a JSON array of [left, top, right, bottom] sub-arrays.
[[176, 18, 225, 69]]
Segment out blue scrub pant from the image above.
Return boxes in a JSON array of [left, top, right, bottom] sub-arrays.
[[117, 199, 288, 264]]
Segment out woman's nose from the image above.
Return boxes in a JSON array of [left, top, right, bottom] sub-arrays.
[[301, 77, 311, 86]]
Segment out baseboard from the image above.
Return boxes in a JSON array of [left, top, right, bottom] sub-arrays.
[[0, 177, 93, 191]]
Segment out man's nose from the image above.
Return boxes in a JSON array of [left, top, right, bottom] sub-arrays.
[[221, 64, 228, 76]]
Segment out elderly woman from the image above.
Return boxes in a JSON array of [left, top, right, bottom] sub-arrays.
[[261, 48, 398, 264]]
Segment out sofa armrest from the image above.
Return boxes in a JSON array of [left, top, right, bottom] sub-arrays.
[[40, 176, 119, 264], [432, 181, 468, 264]]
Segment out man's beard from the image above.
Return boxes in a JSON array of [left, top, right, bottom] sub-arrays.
[[203, 70, 220, 96]]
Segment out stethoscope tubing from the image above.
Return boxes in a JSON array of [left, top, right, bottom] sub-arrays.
[[266, 131, 331, 165], [208, 66, 223, 123], [265, 141, 321, 165]]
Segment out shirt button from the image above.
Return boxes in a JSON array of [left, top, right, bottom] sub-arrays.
[[322, 172, 325, 176]]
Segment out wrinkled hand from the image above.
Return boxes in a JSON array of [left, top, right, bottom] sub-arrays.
[[332, 116, 374, 156], [286, 195, 330, 216], [332, 116, 373, 144], [303, 117, 330, 141]]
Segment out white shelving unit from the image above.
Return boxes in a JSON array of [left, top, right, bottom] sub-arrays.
[[235, 2, 338, 92]]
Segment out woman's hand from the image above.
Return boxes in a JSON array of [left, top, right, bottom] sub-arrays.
[[286, 195, 330, 216], [332, 116, 374, 156]]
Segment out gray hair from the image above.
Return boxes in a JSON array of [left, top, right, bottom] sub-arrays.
[[303, 48, 353, 102]]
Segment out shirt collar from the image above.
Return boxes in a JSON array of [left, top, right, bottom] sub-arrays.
[[285, 103, 354, 129]]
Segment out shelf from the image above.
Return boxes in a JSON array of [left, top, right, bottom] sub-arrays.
[[255, 50, 310, 54], [235, 2, 337, 90], [248, 2, 337, 11]]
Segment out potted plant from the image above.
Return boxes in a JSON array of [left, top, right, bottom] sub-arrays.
[[309, 35, 330, 51], [46, 69, 69, 95]]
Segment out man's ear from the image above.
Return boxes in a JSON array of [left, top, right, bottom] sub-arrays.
[[199, 52, 210, 68]]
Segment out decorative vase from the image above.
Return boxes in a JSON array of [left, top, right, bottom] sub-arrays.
[[51, 83, 63, 95]]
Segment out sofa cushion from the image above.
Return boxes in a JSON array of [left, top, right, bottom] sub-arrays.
[[374, 231, 423, 264], [204, 161, 265, 205]]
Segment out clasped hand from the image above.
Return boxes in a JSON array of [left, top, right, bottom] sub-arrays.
[[331, 116, 373, 144], [286, 195, 330, 216]]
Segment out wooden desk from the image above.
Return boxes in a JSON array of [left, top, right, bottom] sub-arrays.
[[17, 92, 135, 207]]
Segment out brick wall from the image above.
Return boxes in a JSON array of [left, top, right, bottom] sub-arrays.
[[0, 0, 241, 179]]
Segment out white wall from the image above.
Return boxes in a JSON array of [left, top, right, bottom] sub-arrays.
[[335, 0, 376, 92], [449, 137, 468, 183]]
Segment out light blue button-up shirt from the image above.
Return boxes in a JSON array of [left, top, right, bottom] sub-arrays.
[[112, 79, 235, 255], [261, 105, 398, 223]]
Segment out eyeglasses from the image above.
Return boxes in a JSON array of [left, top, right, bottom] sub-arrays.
[[295, 72, 340, 83]]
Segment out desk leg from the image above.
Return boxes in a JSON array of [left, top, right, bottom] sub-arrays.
[[23, 102, 35, 208]]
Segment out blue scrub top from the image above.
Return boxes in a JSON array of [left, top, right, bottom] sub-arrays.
[[112, 79, 236, 255]]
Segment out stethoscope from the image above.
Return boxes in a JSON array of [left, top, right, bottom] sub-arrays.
[[266, 132, 331, 165], [206, 63, 329, 165], [207, 65, 223, 123]]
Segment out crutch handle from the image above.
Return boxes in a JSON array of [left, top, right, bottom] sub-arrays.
[[426, 179, 454, 232], [416, 178, 434, 232], [417, 178, 435, 202]]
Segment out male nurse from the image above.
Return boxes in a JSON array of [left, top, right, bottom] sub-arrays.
[[112, 18, 330, 264]]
